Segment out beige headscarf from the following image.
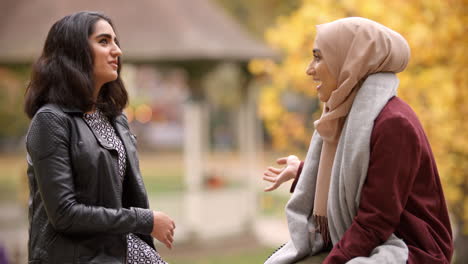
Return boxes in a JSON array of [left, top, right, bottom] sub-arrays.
[[311, 17, 410, 245]]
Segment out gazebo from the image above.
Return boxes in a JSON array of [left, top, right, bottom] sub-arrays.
[[0, 0, 277, 242]]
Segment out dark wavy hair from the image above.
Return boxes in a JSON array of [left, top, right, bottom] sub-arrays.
[[24, 11, 128, 119]]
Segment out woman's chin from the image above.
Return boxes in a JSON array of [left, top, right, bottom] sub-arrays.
[[106, 74, 119, 83], [318, 94, 327, 103]]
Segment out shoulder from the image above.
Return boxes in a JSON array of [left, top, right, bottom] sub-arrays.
[[34, 103, 71, 119], [372, 97, 426, 149], [31, 103, 86, 126], [114, 112, 130, 128], [29, 104, 73, 133], [374, 97, 421, 131], [27, 104, 73, 160]]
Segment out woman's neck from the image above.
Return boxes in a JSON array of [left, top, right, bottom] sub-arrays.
[[87, 84, 102, 114]]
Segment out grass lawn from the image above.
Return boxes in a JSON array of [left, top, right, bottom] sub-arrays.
[[0, 152, 291, 216], [260, 191, 290, 217], [0, 153, 28, 202], [0, 152, 187, 200], [138, 152, 185, 194], [163, 246, 275, 264], [0, 152, 291, 263]]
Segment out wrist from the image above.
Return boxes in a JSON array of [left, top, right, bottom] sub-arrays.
[[288, 156, 301, 172], [133, 207, 154, 235], [288, 159, 301, 173], [291, 160, 300, 170]]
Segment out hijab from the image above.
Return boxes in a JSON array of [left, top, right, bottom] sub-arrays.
[[311, 17, 410, 245]]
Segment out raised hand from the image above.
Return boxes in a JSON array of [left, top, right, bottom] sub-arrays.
[[263, 155, 301, 192]]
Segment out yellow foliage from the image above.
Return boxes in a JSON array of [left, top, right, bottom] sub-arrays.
[[252, 0, 468, 234]]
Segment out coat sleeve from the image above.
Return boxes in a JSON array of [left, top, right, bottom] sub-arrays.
[[323, 114, 422, 263], [290, 161, 304, 193], [26, 111, 153, 235]]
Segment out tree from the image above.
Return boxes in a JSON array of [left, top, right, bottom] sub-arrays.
[[215, 0, 301, 38], [0, 66, 30, 151], [249, 0, 468, 262]]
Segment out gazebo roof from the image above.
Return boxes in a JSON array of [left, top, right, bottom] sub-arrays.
[[0, 0, 276, 64]]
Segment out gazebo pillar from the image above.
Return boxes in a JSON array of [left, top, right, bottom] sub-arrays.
[[183, 102, 205, 192], [183, 101, 210, 239], [181, 67, 212, 240], [237, 77, 262, 223]]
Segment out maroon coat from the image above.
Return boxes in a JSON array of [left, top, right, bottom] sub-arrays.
[[292, 97, 453, 263]]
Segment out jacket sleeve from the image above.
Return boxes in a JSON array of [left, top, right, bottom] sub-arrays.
[[290, 161, 304, 193], [324, 114, 422, 263], [26, 111, 153, 235]]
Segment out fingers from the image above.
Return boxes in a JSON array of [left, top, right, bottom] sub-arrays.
[[262, 157, 293, 192], [264, 167, 282, 179], [267, 167, 283, 174], [164, 230, 174, 249], [168, 222, 175, 247], [264, 169, 278, 178], [152, 211, 176, 249], [167, 233, 174, 243], [276, 157, 288, 165], [264, 183, 279, 192], [263, 175, 276, 183], [164, 239, 172, 249]]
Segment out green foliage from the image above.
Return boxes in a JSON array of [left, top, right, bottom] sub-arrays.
[[215, 0, 301, 38], [0, 66, 30, 147]]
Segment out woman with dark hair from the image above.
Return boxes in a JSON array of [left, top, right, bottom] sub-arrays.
[[25, 11, 174, 263], [263, 17, 452, 264]]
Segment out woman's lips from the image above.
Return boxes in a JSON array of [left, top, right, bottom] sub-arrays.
[[109, 61, 118, 70], [314, 80, 322, 90]]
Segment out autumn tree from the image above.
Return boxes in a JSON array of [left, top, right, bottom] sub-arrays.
[[249, 0, 468, 262]]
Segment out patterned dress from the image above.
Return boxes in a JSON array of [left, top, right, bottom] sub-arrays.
[[83, 109, 167, 264]]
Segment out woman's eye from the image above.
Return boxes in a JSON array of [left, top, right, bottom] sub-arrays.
[[313, 54, 320, 61], [99, 39, 108, 44]]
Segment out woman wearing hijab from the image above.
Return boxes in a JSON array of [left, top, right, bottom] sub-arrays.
[[262, 17, 453, 264]]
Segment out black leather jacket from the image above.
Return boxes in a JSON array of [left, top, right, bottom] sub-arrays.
[[26, 104, 155, 264]]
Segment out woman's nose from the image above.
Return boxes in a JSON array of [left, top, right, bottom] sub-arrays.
[[112, 44, 122, 57], [306, 62, 315, 76]]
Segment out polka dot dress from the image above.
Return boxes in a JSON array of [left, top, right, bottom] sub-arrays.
[[83, 109, 168, 264], [83, 109, 126, 180], [127, 233, 167, 264]]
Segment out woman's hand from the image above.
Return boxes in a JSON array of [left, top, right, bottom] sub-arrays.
[[263, 155, 301, 192], [151, 211, 176, 249]]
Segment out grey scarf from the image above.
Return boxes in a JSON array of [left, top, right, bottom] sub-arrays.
[[265, 73, 408, 264]]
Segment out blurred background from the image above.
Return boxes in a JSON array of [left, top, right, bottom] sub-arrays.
[[0, 0, 466, 263]]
